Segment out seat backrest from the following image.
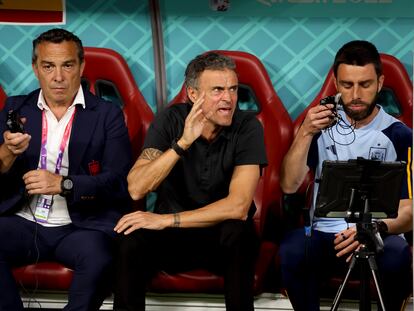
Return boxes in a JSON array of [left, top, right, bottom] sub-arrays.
[[294, 53, 413, 133], [83, 47, 154, 159], [169, 50, 293, 235], [0, 85, 6, 110]]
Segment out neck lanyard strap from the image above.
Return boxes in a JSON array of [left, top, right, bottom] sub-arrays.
[[40, 108, 76, 174]]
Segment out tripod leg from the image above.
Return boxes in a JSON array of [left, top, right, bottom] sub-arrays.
[[368, 256, 386, 311], [330, 255, 357, 311]]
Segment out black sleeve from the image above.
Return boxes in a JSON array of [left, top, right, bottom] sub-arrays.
[[235, 114, 267, 167]]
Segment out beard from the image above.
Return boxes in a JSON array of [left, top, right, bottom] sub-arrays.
[[342, 94, 378, 122]]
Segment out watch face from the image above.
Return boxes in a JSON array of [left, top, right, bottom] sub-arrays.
[[63, 178, 73, 190]]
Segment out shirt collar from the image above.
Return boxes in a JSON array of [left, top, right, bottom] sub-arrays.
[[37, 86, 86, 111]]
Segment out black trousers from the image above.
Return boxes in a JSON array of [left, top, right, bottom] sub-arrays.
[[113, 219, 258, 311]]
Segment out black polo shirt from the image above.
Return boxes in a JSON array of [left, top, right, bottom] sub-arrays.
[[143, 103, 267, 215]]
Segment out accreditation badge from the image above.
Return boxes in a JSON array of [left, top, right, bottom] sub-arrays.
[[34, 195, 53, 223]]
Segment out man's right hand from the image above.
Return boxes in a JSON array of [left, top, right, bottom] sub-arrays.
[[280, 103, 336, 193], [3, 130, 31, 156], [300, 104, 335, 136]]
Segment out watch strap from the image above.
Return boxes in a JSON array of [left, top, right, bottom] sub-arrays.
[[375, 220, 388, 234], [171, 139, 186, 157], [375, 220, 389, 239]]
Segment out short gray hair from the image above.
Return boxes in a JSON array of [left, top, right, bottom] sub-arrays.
[[185, 52, 236, 89]]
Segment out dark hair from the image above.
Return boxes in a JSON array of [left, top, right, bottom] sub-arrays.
[[32, 28, 84, 64], [333, 40, 382, 78], [185, 52, 236, 89]]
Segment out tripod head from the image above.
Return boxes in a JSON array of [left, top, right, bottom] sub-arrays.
[[344, 189, 384, 254], [355, 214, 384, 255]]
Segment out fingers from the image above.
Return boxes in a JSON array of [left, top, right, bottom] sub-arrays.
[[308, 104, 334, 119], [189, 92, 209, 122], [123, 224, 140, 235], [190, 108, 205, 123], [310, 108, 334, 124], [114, 211, 168, 234], [188, 92, 205, 117], [334, 227, 356, 245], [318, 103, 335, 112], [4, 132, 31, 155], [334, 231, 349, 245], [181, 92, 207, 146], [190, 105, 206, 125], [23, 170, 39, 184], [334, 227, 359, 259], [336, 240, 359, 258], [114, 211, 143, 234], [202, 109, 214, 121], [23, 170, 44, 194], [303, 104, 335, 133], [22, 170, 60, 195], [193, 92, 205, 108]]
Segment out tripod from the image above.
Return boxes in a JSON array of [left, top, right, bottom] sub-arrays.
[[330, 195, 386, 311]]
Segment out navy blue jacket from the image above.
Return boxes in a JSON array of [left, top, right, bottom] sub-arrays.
[[0, 87, 132, 236]]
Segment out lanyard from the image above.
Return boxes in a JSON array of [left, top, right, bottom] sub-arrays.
[[40, 108, 76, 174]]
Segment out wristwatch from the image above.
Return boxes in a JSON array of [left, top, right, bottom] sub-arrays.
[[61, 176, 74, 197], [171, 138, 186, 157]]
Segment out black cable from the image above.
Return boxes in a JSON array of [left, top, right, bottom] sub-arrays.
[[325, 111, 357, 147], [18, 193, 42, 309]]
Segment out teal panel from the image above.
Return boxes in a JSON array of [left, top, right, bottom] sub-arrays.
[[0, 1, 412, 120], [161, 0, 414, 18], [161, 14, 413, 119], [0, 0, 156, 111]]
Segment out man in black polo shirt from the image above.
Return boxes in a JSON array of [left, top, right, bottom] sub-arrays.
[[113, 52, 267, 311]]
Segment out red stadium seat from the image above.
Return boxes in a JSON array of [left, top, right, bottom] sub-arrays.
[[294, 53, 413, 133], [12, 47, 153, 293], [82, 47, 154, 158], [0, 85, 6, 110], [148, 50, 293, 295]]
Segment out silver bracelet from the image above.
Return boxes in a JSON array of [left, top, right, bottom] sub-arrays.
[[173, 213, 180, 228]]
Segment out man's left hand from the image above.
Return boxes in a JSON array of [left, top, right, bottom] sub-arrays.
[[334, 226, 360, 262], [23, 169, 62, 195]]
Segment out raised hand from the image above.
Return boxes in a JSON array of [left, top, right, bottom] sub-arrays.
[[179, 92, 212, 149], [301, 104, 335, 136]]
